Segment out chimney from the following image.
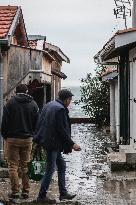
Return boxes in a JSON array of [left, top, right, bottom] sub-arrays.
[[132, 0, 136, 27]]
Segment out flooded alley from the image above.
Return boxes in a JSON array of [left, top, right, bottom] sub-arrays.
[[1, 124, 136, 204], [1, 1, 136, 205], [64, 124, 136, 205]]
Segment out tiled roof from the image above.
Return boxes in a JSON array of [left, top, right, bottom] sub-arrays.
[[0, 6, 18, 38], [28, 40, 37, 49], [100, 67, 117, 77]]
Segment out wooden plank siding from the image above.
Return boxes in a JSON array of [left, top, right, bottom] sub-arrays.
[[3, 45, 52, 100], [51, 60, 61, 100]]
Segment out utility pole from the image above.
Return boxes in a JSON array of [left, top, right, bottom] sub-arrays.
[[132, 0, 136, 27], [0, 48, 4, 162]]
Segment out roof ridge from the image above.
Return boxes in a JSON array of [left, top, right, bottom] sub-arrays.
[[0, 6, 18, 10]]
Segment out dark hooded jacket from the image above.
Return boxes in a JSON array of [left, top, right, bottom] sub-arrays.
[[33, 99, 74, 153], [1, 93, 39, 139]]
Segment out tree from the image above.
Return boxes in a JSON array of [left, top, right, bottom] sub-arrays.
[[76, 72, 110, 127]]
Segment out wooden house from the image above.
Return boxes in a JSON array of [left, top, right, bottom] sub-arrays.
[[44, 42, 69, 99], [28, 35, 69, 99], [0, 7, 53, 110], [0, 6, 70, 111], [4, 45, 54, 110]]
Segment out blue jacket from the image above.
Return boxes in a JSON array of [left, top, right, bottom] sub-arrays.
[[34, 99, 74, 153]]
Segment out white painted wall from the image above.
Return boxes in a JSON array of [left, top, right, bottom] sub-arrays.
[[115, 79, 120, 144], [110, 79, 120, 143], [110, 81, 116, 140], [129, 47, 136, 147]]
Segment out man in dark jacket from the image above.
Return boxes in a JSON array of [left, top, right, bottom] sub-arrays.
[[1, 84, 39, 200], [34, 89, 81, 203]]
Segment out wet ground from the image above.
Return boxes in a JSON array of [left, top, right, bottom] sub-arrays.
[[1, 124, 136, 204], [65, 124, 136, 205], [65, 123, 110, 205]]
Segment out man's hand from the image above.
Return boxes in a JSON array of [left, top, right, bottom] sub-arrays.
[[72, 143, 81, 151]]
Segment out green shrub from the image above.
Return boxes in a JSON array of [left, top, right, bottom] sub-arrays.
[[77, 72, 110, 127]]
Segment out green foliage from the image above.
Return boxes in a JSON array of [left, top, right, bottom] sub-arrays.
[[78, 72, 110, 127]]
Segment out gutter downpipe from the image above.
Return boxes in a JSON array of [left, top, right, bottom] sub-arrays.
[[0, 47, 3, 162]]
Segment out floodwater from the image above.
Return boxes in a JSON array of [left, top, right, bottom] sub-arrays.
[[64, 124, 136, 205]]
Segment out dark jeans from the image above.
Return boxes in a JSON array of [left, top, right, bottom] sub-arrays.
[[38, 150, 67, 198]]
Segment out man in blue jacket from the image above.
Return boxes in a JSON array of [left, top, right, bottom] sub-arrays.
[[34, 89, 81, 203]]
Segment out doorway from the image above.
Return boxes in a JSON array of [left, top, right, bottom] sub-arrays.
[[27, 79, 44, 111], [27, 79, 51, 111]]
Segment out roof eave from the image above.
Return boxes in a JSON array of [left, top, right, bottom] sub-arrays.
[[45, 42, 70, 63], [94, 35, 115, 64], [43, 51, 56, 62], [28, 35, 46, 41], [94, 29, 136, 64], [6, 6, 21, 46], [7, 6, 28, 47], [57, 49, 70, 63]]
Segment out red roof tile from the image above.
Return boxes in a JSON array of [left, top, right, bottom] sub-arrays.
[[28, 40, 37, 49], [100, 67, 117, 77], [0, 6, 18, 38]]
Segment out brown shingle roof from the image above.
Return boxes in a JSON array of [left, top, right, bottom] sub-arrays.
[[0, 6, 18, 39]]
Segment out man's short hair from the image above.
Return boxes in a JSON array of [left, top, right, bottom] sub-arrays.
[[16, 84, 28, 94], [58, 89, 74, 100]]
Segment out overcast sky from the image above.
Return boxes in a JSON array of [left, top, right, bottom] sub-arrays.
[[0, 0, 132, 86]]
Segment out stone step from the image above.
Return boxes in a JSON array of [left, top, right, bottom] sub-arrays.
[[119, 145, 136, 164], [119, 145, 131, 154], [107, 152, 126, 171]]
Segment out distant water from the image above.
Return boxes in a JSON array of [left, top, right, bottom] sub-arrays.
[[66, 86, 88, 118]]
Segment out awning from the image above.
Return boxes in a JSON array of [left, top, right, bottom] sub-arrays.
[[51, 69, 67, 79]]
